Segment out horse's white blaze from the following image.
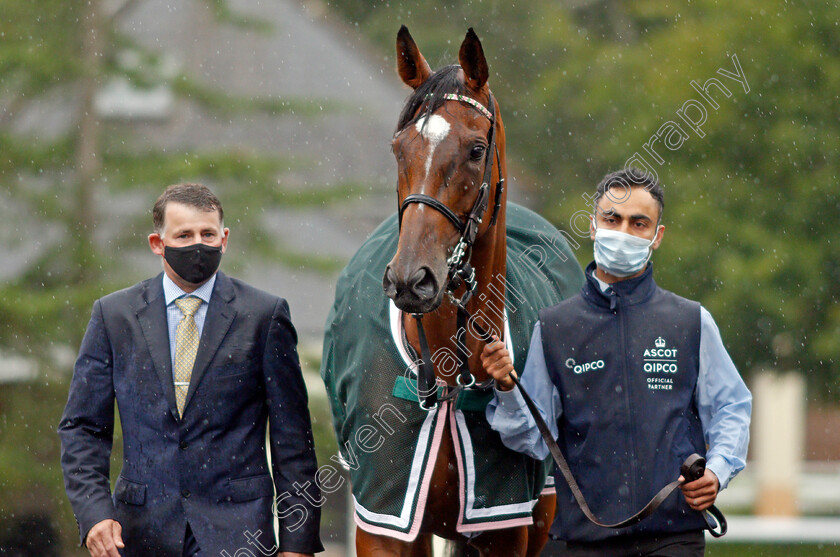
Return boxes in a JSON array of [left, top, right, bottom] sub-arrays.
[[415, 114, 450, 181]]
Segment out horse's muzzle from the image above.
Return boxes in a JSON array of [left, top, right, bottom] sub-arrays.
[[383, 265, 442, 313]]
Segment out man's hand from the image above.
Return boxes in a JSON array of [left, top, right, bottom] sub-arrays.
[[480, 337, 516, 391], [679, 468, 720, 511], [85, 519, 124, 557]]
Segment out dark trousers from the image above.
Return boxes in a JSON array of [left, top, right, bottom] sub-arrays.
[[542, 530, 705, 557]]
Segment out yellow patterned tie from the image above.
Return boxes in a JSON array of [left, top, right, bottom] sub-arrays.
[[173, 296, 202, 417]]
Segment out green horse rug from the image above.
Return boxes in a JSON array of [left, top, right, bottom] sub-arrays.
[[321, 203, 584, 541]]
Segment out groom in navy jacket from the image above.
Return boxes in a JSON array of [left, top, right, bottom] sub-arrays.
[[59, 183, 323, 557]]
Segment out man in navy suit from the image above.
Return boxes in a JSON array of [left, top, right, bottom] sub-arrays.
[[59, 183, 323, 557]]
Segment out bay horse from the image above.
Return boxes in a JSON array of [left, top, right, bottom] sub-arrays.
[[369, 27, 556, 556]]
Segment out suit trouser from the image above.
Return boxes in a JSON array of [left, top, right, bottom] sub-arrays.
[[541, 530, 705, 557]]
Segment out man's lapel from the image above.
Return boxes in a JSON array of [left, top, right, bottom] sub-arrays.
[[183, 272, 237, 412], [134, 274, 179, 419]]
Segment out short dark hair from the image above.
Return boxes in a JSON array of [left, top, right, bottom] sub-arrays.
[[153, 183, 224, 233], [593, 168, 664, 223]]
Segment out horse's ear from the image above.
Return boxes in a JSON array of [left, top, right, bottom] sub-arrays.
[[396, 25, 432, 89], [458, 28, 489, 91]]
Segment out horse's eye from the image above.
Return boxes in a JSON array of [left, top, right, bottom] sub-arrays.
[[470, 145, 486, 161]]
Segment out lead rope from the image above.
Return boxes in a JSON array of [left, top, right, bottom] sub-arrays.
[[412, 313, 439, 411], [507, 369, 727, 536], [455, 315, 727, 536]]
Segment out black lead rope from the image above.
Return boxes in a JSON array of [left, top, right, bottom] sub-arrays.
[[454, 289, 477, 388], [412, 313, 438, 411], [470, 318, 727, 537], [508, 370, 727, 537]]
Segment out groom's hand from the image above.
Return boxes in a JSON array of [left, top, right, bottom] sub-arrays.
[[481, 336, 516, 391]]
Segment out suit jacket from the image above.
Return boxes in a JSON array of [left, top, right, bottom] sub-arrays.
[[58, 272, 323, 556]]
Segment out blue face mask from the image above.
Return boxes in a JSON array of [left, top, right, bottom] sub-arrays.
[[593, 226, 658, 278]]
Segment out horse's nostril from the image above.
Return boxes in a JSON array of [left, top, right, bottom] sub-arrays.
[[383, 266, 398, 298], [384, 265, 440, 308], [409, 267, 438, 301]]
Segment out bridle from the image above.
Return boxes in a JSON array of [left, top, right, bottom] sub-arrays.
[[397, 91, 504, 264], [396, 91, 504, 411]]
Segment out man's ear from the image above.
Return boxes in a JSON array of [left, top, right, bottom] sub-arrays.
[[220, 228, 230, 254], [652, 224, 665, 250], [149, 232, 164, 256]]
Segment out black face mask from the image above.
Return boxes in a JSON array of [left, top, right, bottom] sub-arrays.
[[164, 243, 223, 284]]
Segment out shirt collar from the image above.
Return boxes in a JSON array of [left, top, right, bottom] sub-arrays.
[[589, 268, 612, 293], [163, 273, 217, 306]]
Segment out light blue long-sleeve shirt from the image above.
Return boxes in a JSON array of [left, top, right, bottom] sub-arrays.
[[486, 307, 752, 490], [162, 272, 217, 374]]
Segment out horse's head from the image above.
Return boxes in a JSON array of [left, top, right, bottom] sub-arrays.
[[383, 26, 506, 314]]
